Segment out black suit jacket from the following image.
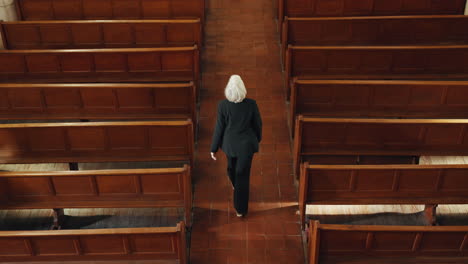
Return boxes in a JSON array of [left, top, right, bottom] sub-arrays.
[[211, 98, 262, 157]]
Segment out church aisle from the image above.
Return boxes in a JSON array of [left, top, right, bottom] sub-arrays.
[[190, 0, 304, 263]]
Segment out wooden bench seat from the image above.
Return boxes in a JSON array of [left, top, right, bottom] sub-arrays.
[[17, 0, 205, 23], [0, 82, 197, 122], [290, 79, 468, 127], [308, 220, 468, 264], [278, 0, 466, 33], [294, 116, 468, 175], [299, 164, 468, 228], [0, 46, 199, 83], [0, 120, 194, 165], [0, 19, 202, 50], [0, 221, 187, 263], [286, 45, 468, 98], [0, 165, 192, 226], [281, 15, 468, 64]]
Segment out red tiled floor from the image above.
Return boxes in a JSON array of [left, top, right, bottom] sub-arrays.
[[190, 0, 304, 263]]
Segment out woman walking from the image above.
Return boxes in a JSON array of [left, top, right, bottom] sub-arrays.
[[210, 75, 262, 217]]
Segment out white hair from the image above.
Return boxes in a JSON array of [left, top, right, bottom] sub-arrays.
[[225, 75, 247, 103]]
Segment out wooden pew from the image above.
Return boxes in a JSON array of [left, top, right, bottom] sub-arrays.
[[299, 164, 468, 228], [290, 79, 468, 127], [278, 0, 467, 32], [0, 221, 187, 263], [293, 116, 468, 175], [0, 165, 192, 227], [0, 82, 197, 122], [285, 45, 468, 98], [0, 120, 194, 165], [0, 19, 202, 49], [0, 46, 199, 83], [308, 220, 468, 264], [281, 15, 468, 64], [17, 0, 205, 23]]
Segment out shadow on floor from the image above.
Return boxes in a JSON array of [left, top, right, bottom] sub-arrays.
[[308, 211, 468, 226], [0, 216, 53, 231]]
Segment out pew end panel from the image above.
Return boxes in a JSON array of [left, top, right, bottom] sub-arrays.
[[308, 220, 320, 264], [278, 0, 284, 33]]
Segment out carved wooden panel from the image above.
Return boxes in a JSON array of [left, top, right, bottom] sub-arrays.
[[1, 20, 201, 49], [17, 0, 205, 21], [0, 224, 185, 262], [0, 167, 188, 206], [284, 0, 465, 17], [286, 16, 468, 47], [291, 80, 468, 121], [313, 223, 468, 261], [303, 165, 468, 204], [0, 120, 193, 164], [0, 47, 198, 83], [289, 46, 468, 79]]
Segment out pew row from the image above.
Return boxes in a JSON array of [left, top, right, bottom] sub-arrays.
[[0, 120, 194, 165], [17, 0, 205, 23], [0, 221, 187, 263], [293, 117, 468, 175], [278, 0, 466, 32], [285, 45, 468, 98], [0, 46, 199, 83], [0, 19, 202, 50], [281, 15, 468, 64], [308, 221, 468, 264], [0, 165, 192, 227], [299, 164, 468, 228], [290, 79, 468, 127], [0, 82, 197, 122]]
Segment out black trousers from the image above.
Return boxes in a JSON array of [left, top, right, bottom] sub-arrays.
[[226, 154, 253, 215]]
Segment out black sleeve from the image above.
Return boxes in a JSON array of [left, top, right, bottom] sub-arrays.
[[210, 101, 226, 153], [252, 101, 262, 143]]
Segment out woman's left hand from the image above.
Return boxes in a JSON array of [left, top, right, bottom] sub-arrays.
[[210, 152, 217, 161]]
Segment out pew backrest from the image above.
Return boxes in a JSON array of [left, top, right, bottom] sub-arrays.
[[300, 164, 468, 228], [309, 221, 468, 264], [0, 19, 202, 49], [0, 46, 199, 83], [0, 120, 194, 164], [279, 0, 467, 33], [0, 222, 187, 263], [294, 116, 468, 175], [286, 45, 468, 98], [0, 82, 197, 122], [17, 0, 205, 22], [286, 45, 468, 80], [282, 15, 468, 59], [0, 165, 192, 225], [290, 79, 468, 125]]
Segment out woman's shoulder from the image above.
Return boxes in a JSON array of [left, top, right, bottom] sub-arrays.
[[243, 98, 257, 105]]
